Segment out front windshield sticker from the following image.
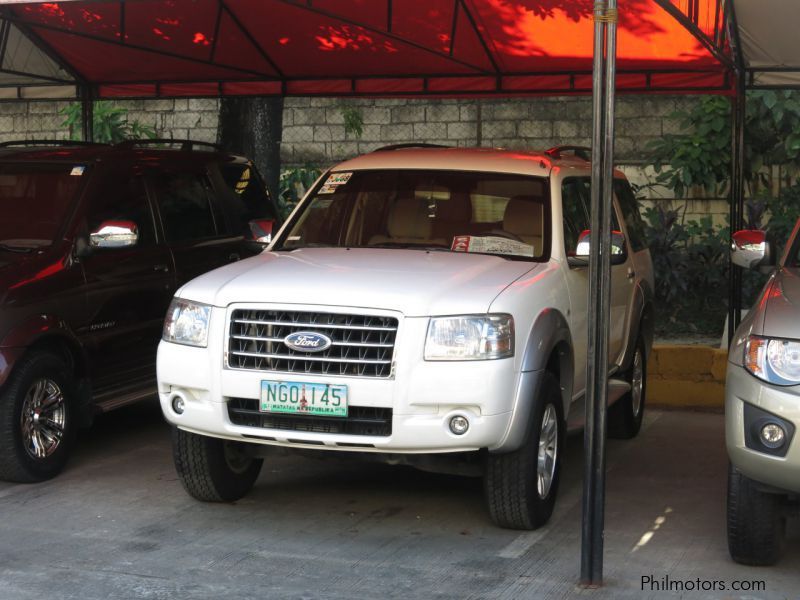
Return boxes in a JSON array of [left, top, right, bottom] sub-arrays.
[[324, 172, 352, 186], [70, 166, 85, 176], [451, 235, 534, 258], [318, 184, 338, 194]]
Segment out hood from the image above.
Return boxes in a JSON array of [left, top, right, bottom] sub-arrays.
[[762, 267, 800, 339], [178, 248, 541, 316]]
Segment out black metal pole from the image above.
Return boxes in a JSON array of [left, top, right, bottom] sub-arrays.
[[581, 0, 617, 587], [80, 85, 94, 142], [727, 73, 745, 347]]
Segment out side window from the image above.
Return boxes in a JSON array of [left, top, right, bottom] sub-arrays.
[[218, 163, 278, 237], [614, 179, 648, 252], [561, 177, 622, 256], [561, 178, 591, 255], [151, 172, 219, 242], [87, 172, 155, 247]]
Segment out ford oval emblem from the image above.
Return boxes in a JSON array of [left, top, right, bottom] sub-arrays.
[[284, 331, 332, 353]]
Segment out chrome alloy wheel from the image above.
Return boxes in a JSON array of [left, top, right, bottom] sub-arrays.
[[537, 404, 559, 499], [631, 348, 644, 418], [20, 378, 66, 460]]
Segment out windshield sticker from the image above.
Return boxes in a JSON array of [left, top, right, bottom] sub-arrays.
[[451, 235, 534, 258], [324, 172, 352, 186], [70, 166, 86, 176], [318, 184, 338, 194]]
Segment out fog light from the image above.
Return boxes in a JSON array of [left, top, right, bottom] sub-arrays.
[[449, 415, 469, 435], [171, 395, 185, 415], [760, 423, 786, 448]]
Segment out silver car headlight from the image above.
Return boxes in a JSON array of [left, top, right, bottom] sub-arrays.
[[424, 315, 514, 361], [163, 299, 212, 348], [745, 335, 800, 386]]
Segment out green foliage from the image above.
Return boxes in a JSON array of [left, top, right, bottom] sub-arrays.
[[647, 96, 731, 198], [340, 106, 364, 139], [279, 165, 322, 217], [766, 183, 800, 258], [61, 101, 156, 144], [648, 91, 800, 199]]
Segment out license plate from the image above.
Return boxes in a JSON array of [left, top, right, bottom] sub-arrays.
[[260, 380, 348, 417]]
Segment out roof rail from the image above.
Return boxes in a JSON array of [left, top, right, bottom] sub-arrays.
[[544, 145, 592, 161], [115, 139, 223, 152], [0, 140, 110, 148], [372, 143, 450, 152]]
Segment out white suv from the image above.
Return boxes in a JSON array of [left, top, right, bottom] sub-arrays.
[[157, 145, 654, 530]]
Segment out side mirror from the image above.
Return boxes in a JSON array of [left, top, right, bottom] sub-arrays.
[[568, 229, 627, 267], [89, 220, 138, 248], [248, 218, 275, 245], [731, 229, 773, 270]]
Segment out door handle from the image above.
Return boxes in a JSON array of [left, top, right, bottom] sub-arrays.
[[153, 264, 169, 272], [228, 253, 240, 262], [626, 268, 635, 280]]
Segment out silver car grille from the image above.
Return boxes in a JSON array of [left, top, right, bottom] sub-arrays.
[[228, 309, 398, 378]]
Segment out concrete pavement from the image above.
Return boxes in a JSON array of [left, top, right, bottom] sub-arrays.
[[0, 404, 797, 599]]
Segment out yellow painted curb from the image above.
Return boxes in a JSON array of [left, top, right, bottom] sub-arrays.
[[647, 344, 727, 409]]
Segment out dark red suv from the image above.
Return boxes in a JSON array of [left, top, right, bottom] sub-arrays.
[[0, 140, 281, 482]]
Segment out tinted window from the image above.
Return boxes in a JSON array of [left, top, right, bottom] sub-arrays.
[[0, 163, 85, 249], [219, 163, 278, 236], [152, 173, 218, 242], [277, 170, 550, 260], [561, 177, 622, 256], [87, 172, 155, 246], [614, 179, 648, 252], [561, 178, 591, 255]]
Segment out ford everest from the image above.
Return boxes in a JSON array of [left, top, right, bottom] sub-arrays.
[[0, 140, 279, 482], [157, 145, 654, 529]]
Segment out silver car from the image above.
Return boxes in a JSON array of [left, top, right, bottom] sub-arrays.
[[726, 218, 800, 565]]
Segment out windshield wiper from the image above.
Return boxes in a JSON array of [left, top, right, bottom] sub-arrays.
[[360, 243, 452, 251], [0, 243, 33, 253]]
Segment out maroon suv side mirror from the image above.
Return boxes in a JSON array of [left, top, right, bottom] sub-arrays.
[[247, 218, 275, 245]]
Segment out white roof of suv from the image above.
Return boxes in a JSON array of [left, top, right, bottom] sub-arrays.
[[331, 147, 594, 178]]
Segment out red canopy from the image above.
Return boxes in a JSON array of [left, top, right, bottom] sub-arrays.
[[0, 0, 733, 99]]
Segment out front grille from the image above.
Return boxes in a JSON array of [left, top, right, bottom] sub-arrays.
[[228, 309, 398, 378], [227, 397, 392, 437]]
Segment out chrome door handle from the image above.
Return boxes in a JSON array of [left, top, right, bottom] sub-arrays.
[[153, 264, 169, 272], [626, 268, 635, 280]]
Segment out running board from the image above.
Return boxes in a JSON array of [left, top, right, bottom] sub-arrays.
[[566, 378, 631, 432], [94, 386, 158, 413], [608, 378, 631, 404]]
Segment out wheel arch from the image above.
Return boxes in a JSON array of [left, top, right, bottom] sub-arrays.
[[491, 308, 573, 453], [1, 317, 92, 426]]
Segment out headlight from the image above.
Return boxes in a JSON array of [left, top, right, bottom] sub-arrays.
[[163, 299, 212, 347], [425, 315, 514, 361], [744, 335, 800, 385]]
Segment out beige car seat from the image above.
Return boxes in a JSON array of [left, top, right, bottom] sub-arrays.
[[369, 195, 445, 246], [503, 196, 544, 255]]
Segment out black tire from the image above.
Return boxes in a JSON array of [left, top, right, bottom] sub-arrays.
[[727, 462, 785, 566], [608, 335, 646, 439], [484, 372, 564, 530], [0, 351, 77, 483], [172, 427, 263, 502]]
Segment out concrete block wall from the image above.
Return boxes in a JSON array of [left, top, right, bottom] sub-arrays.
[[0, 98, 220, 145], [1, 95, 728, 223]]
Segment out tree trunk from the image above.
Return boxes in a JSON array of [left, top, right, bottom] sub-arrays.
[[218, 97, 284, 203]]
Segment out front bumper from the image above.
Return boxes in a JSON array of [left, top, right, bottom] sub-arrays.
[[726, 362, 800, 494], [156, 305, 533, 454]]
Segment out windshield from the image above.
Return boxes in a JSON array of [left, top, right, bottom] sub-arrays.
[[0, 163, 85, 250], [275, 169, 550, 260]]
